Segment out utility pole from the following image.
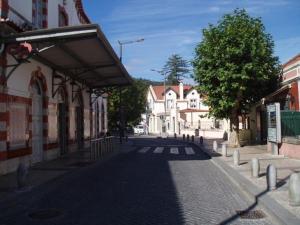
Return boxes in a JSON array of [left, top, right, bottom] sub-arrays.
[[117, 38, 144, 143]]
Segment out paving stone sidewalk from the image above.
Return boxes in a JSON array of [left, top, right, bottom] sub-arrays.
[[196, 137, 300, 223], [0, 138, 136, 203]]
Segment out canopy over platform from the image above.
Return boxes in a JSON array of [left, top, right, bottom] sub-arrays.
[[2, 24, 132, 88]]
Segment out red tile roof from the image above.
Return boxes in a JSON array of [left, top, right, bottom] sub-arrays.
[[152, 85, 192, 100], [283, 53, 300, 69]]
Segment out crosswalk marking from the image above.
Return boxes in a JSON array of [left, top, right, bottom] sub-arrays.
[[138, 147, 151, 153], [137, 146, 196, 155], [185, 147, 195, 155], [170, 147, 179, 154], [154, 147, 164, 153]]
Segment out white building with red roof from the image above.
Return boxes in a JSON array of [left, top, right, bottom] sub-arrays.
[[146, 82, 220, 135]]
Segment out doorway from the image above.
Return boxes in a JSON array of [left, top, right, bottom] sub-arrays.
[[58, 89, 68, 155], [31, 81, 43, 163]]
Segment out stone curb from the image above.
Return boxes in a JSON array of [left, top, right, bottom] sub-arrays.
[[185, 139, 300, 225]]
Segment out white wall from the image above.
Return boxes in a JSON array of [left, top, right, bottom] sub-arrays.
[[177, 101, 188, 110]]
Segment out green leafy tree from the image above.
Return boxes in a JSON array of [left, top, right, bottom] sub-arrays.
[[107, 78, 148, 130], [163, 54, 190, 85], [193, 9, 281, 146]]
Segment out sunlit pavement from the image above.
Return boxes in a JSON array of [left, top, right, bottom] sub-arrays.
[[0, 138, 272, 225]]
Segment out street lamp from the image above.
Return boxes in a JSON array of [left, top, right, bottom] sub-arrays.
[[118, 38, 144, 62], [117, 38, 144, 142], [151, 69, 167, 134]]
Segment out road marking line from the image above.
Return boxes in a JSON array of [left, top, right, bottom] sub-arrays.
[[185, 147, 195, 155], [138, 147, 151, 153], [154, 147, 164, 153], [170, 147, 179, 154]]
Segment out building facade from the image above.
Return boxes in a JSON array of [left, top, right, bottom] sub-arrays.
[[248, 53, 300, 157], [146, 83, 220, 135], [0, 0, 130, 174]]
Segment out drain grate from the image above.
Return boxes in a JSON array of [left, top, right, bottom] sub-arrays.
[[236, 210, 266, 219], [28, 209, 62, 220]]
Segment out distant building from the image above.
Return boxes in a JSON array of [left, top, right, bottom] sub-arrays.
[[146, 82, 221, 135]]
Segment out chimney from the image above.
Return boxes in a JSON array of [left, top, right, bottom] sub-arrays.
[[179, 82, 184, 99]]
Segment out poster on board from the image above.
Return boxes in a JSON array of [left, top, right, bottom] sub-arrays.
[[267, 103, 281, 143]]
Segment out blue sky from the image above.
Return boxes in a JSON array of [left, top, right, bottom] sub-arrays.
[[83, 0, 300, 83]]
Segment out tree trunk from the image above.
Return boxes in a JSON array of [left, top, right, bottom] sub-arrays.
[[228, 110, 240, 147]]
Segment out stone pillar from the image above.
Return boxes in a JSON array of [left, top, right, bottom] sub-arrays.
[[267, 164, 277, 191], [251, 158, 260, 178], [213, 140, 218, 152], [17, 162, 28, 189], [233, 149, 240, 166], [191, 135, 194, 142], [221, 143, 227, 157], [289, 173, 300, 206]]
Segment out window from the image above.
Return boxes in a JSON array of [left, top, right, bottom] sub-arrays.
[[190, 99, 197, 108], [9, 103, 27, 148], [167, 99, 173, 109], [84, 109, 90, 138], [32, 0, 47, 28], [69, 107, 75, 140], [48, 104, 58, 142], [58, 5, 69, 27]]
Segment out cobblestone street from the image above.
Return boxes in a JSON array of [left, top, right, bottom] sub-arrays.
[[0, 137, 272, 225]]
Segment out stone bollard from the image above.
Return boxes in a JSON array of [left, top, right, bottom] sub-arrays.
[[174, 133, 177, 139], [221, 143, 227, 157], [191, 135, 194, 142], [17, 162, 28, 189], [251, 158, 260, 178], [267, 164, 277, 191], [187, 134, 190, 142], [233, 149, 240, 166], [199, 136, 203, 145], [213, 140, 218, 152], [289, 173, 300, 206], [183, 134, 185, 141]]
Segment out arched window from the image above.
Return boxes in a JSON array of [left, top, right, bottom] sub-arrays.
[[58, 5, 69, 27]]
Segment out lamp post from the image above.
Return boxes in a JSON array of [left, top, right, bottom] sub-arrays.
[[117, 38, 144, 143], [151, 69, 167, 135], [118, 38, 144, 62]]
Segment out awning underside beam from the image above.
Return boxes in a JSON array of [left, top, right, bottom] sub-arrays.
[[1, 24, 132, 89]]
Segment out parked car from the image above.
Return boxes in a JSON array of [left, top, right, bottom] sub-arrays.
[[134, 125, 145, 135]]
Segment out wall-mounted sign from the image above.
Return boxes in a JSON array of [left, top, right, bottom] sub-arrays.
[[267, 103, 281, 143]]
